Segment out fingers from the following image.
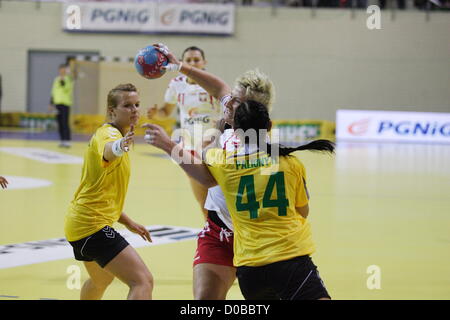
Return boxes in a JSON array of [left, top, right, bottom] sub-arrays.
[[121, 129, 135, 152], [153, 43, 169, 56], [152, 43, 180, 66], [136, 226, 152, 242], [144, 133, 154, 144], [0, 177, 8, 189], [143, 228, 152, 242]]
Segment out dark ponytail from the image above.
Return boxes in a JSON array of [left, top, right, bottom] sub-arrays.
[[266, 140, 335, 157], [234, 100, 335, 157]]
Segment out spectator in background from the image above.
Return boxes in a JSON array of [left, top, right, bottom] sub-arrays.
[[414, 0, 449, 9], [380, 0, 406, 9], [49, 62, 75, 148]]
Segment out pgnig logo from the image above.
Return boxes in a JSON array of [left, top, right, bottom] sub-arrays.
[[348, 119, 450, 137], [378, 121, 450, 136], [348, 118, 370, 136]]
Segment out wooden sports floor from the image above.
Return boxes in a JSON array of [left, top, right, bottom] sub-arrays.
[[1, 131, 449, 300]]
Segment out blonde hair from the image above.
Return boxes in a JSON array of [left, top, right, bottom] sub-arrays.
[[234, 69, 275, 113], [107, 83, 138, 109], [106, 83, 138, 119]]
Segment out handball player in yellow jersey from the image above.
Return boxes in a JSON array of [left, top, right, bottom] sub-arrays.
[[204, 100, 334, 299], [65, 84, 153, 300]]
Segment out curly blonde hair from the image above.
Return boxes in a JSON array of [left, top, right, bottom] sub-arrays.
[[234, 69, 275, 113]]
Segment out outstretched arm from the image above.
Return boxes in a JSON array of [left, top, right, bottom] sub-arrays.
[[142, 123, 218, 188]]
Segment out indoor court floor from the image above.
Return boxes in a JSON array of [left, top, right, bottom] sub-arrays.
[[0, 130, 449, 300]]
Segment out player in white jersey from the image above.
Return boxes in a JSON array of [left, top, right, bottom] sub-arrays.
[[145, 43, 275, 300], [147, 47, 222, 220]]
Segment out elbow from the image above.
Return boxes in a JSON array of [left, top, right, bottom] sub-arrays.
[[296, 205, 309, 219]]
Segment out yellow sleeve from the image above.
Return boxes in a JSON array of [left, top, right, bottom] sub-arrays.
[[294, 158, 309, 208], [94, 126, 123, 168]]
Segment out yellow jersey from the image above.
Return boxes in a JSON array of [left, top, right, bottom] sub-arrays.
[[64, 124, 130, 241], [205, 145, 314, 267]]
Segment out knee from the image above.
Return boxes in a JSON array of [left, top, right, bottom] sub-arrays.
[[195, 286, 224, 300], [129, 271, 154, 291]]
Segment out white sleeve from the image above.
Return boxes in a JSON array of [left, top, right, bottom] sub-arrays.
[[163, 81, 177, 105]]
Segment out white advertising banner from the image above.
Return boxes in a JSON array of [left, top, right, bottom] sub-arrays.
[[336, 109, 450, 144], [63, 2, 235, 35], [157, 3, 235, 35]]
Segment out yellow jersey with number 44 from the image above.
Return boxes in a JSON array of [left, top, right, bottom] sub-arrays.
[[64, 124, 130, 242], [205, 146, 314, 267]]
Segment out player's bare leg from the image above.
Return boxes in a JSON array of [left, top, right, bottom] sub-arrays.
[[188, 176, 209, 220], [193, 263, 236, 300], [81, 261, 114, 300], [104, 245, 153, 300]]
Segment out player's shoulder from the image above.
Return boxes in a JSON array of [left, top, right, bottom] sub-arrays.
[[282, 153, 306, 175]]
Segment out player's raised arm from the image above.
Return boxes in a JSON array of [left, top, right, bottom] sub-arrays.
[[154, 43, 231, 101]]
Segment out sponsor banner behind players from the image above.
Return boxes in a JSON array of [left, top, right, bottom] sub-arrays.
[[272, 120, 335, 145], [63, 2, 235, 35], [1, 112, 332, 144], [336, 109, 450, 144]]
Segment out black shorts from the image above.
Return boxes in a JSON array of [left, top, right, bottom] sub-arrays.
[[68, 226, 129, 268], [236, 255, 331, 300]]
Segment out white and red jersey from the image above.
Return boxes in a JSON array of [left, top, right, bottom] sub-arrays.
[[164, 74, 221, 148]]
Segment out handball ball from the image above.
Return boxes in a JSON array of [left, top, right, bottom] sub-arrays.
[[134, 45, 168, 80]]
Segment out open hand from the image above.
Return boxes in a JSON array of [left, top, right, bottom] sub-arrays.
[[142, 123, 172, 151], [0, 176, 8, 189], [126, 221, 152, 242], [153, 43, 181, 72]]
